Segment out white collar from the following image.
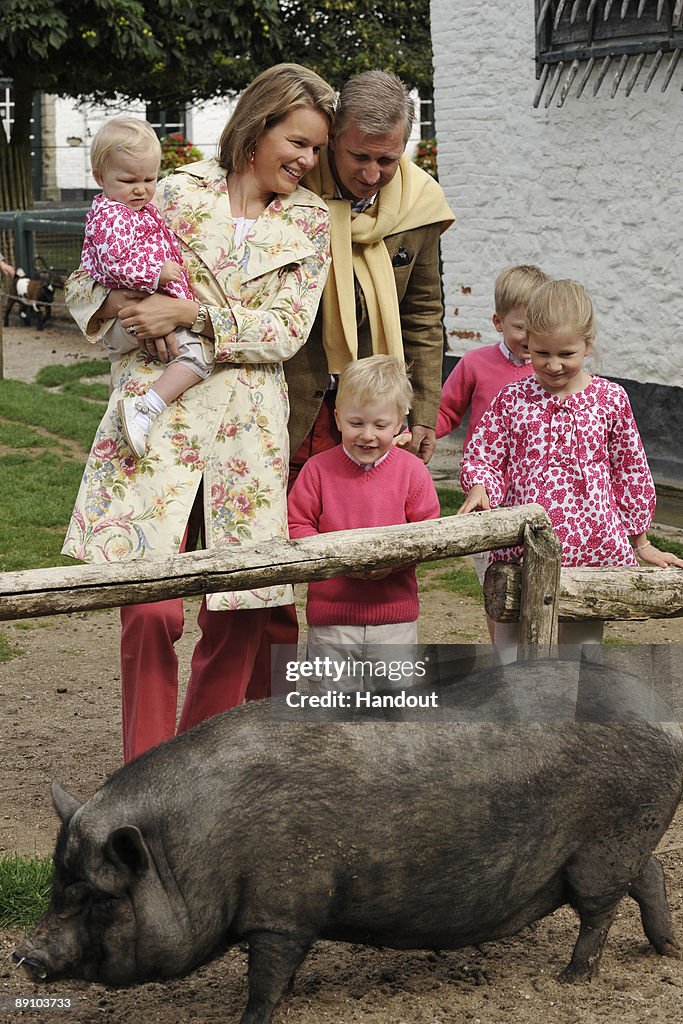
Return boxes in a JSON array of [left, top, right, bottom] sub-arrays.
[[342, 445, 391, 471], [499, 339, 529, 368]]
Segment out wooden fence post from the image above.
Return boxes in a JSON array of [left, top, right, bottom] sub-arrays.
[[517, 522, 562, 660]]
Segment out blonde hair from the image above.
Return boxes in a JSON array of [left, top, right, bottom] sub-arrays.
[[90, 118, 161, 178], [525, 279, 596, 347], [336, 355, 413, 418], [494, 264, 551, 318], [218, 63, 336, 175], [335, 70, 415, 144]]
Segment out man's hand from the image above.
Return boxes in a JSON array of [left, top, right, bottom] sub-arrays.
[[406, 424, 436, 464]]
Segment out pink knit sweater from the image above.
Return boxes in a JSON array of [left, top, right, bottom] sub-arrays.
[[437, 343, 533, 447], [288, 445, 440, 626]]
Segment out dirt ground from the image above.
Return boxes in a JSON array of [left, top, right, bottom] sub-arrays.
[[1, 321, 683, 1024]]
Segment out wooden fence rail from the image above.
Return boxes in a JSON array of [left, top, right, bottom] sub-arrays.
[[2, 502, 678, 660], [0, 505, 553, 622], [485, 562, 683, 621]]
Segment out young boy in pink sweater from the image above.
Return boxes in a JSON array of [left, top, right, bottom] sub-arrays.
[[288, 355, 440, 692], [434, 264, 550, 640], [436, 264, 550, 447]]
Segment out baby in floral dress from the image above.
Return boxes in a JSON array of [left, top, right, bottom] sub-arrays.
[[82, 118, 212, 459], [458, 278, 683, 661]]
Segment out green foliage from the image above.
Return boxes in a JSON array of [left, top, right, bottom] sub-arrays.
[[159, 133, 204, 177], [279, 0, 433, 91], [0, 0, 282, 209], [0, 854, 53, 928], [0, 0, 435, 210], [0, 1, 283, 108], [414, 138, 438, 179]]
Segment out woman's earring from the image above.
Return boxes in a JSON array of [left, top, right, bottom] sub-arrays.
[[248, 143, 256, 165]]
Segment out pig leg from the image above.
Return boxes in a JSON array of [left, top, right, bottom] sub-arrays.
[[240, 931, 312, 1024], [559, 902, 619, 982], [628, 855, 680, 957]]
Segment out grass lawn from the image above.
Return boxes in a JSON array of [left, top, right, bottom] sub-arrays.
[[0, 361, 109, 572]]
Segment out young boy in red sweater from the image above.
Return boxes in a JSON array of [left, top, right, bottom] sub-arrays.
[[288, 355, 440, 692], [436, 263, 550, 447], [432, 264, 550, 641]]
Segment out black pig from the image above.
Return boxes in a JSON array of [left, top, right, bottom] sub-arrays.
[[14, 660, 683, 1024]]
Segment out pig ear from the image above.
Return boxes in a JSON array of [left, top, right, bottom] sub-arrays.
[[105, 826, 151, 876], [51, 779, 82, 825]]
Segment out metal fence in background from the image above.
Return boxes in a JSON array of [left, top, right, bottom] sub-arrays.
[[0, 206, 87, 325]]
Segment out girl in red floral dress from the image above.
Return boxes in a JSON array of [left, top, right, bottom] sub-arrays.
[[458, 278, 683, 661]]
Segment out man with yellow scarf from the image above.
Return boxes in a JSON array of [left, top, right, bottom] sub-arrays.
[[251, 70, 455, 687], [285, 69, 455, 479]]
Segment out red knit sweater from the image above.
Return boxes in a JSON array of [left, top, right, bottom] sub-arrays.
[[437, 343, 533, 447], [288, 445, 441, 626]]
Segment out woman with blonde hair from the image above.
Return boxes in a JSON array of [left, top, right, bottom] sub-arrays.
[[64, 63, 336, 761]]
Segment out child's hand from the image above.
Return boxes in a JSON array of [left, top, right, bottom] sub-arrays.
[[158, 260, 184, 286], [634, 542, 683, 569], [393, 431, 412, 448], [457, 485, 490, 515]]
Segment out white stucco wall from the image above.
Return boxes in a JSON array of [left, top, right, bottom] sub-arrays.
[[52, 95, 238, 193], [430, 0, 683, 388]]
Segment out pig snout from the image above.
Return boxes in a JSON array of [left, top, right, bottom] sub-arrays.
[[12, 948, 48, 981], [12, 915, 86, 982]]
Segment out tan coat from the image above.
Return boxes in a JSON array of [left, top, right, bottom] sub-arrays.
[[285, 221, 446, 453], [63, 159, 330, 610]]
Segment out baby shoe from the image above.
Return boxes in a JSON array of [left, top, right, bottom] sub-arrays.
[[118, 397, 153, 458]]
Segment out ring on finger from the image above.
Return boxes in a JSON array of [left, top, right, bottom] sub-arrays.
[[127, 325, 137, 336]]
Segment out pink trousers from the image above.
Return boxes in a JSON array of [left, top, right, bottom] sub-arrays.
[[119, 397, 341, 764], [120, 598, 279, 763], [258, 391, 342, 662]]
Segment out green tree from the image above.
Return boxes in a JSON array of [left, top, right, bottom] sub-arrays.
[[0, 0, 281, 210], [278, 0, 433, 92]]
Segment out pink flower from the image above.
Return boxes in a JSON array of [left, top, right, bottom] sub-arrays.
[[178, 448, 200, 465], [229, 489, 253, 517], [93, 438, 118, 461], [228, 458, 248, 477], [211, 483, 227, 508]]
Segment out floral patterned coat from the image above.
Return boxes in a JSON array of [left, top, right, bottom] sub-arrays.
[[63, 159, 331, 611]]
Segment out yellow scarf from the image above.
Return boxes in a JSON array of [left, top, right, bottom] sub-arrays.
[[304, 151, 455, 372]]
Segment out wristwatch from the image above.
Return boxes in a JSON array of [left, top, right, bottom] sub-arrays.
[[190, 303, 209, 334]]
